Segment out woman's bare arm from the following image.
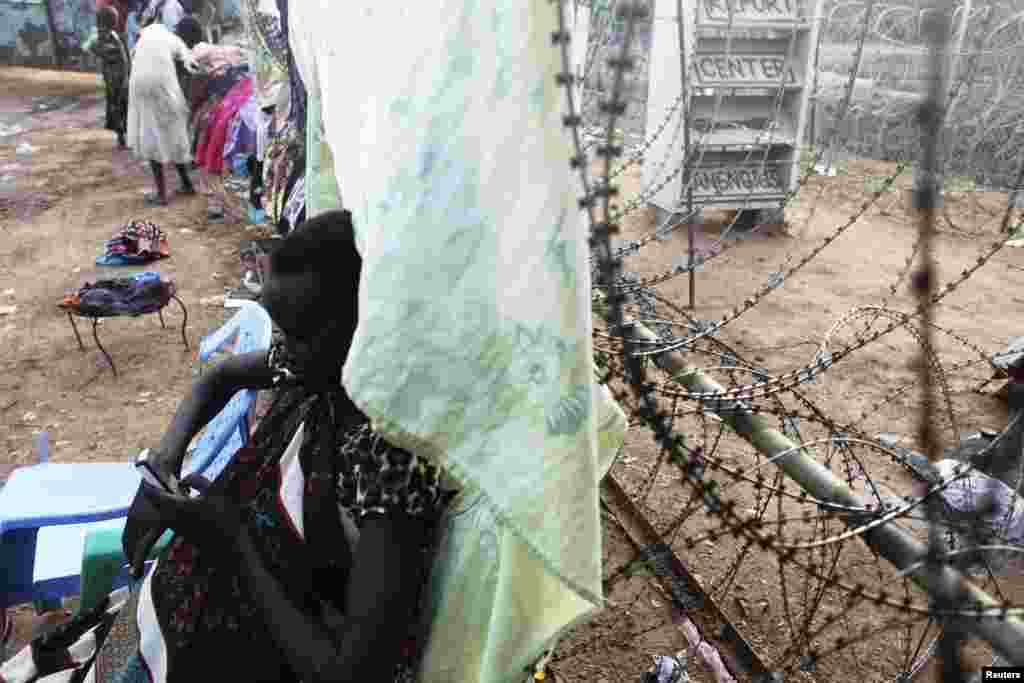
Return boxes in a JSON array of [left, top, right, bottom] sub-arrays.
[[151, 350, 275, 476], [234, 512, 430, 683]]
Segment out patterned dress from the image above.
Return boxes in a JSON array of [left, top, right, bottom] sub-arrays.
[[112, 338, 454, 683]]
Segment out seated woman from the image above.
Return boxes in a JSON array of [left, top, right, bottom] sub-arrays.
[[117, 209, 454, 682]]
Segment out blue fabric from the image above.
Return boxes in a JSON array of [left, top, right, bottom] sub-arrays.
[[126, 12, 139, 50], [70, 274, 173, 317], [112, 653, 149, 683], [95, 253, 152, 265]]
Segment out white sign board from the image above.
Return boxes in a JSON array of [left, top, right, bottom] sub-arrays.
[[698, 0, 800, 24], [692, 162, 787, 199], [642, 0, 823, 212], [693, 53, 798, 85]]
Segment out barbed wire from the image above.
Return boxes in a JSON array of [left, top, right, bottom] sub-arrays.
[[552, 0, 1024, 679]]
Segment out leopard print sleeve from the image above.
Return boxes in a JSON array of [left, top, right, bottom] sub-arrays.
[[335, 422, 447, 523], [266, 336, 301, 386]]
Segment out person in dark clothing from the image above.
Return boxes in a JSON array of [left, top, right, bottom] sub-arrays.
[[115, 210, 453, 683], [88, 6, 131, 148], [96, 0, 131, 35]]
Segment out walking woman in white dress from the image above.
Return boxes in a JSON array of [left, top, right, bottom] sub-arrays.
[[126, 19, 200, 206]]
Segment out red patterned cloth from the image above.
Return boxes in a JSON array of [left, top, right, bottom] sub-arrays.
[[194, 77, 253, 176], [96, 220, 170, 265]]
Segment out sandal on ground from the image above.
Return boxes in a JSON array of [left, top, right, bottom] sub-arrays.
[[143, 192, 167, 207]]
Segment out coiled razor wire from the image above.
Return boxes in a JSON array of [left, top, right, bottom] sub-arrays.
[[550, 0, 1024, 680]]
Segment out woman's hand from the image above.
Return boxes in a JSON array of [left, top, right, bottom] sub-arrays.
[[142, 474, 248, 565], [122, 451, 182, 579]]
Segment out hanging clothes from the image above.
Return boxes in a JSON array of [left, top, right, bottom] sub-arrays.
[[274, 0, 306, 133], [195, 76, 253, 176], [243, 0, 288, 110], [281, 173, 306, 230], [286, 8, 337, 218], [302, 89, 340, 218], [191, 42, 247, 74], [288, 2, 628, 682], [256, 109, 272, 161], [262, 122, 299, 227], [223, 96, 264, 174]]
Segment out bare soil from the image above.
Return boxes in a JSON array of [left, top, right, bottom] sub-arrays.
[[554, 159, 1024, 683], [1, 66, 267, 652]]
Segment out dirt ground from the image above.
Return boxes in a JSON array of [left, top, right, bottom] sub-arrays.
[[1, 66, 266, 651], [3, 65, 1024, 681]]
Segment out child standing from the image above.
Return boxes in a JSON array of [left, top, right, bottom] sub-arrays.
[[86, 6, 131, 148]]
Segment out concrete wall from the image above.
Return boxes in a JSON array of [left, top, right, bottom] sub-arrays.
[[0, 0, 56, 66]]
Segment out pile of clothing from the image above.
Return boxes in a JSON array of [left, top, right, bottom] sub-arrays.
[[59, 272, 176, 318], [181, 0, 307, 232], [935, 458, 1024, 573], [95, 220, 170, 265]]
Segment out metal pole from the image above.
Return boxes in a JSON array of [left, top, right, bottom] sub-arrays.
[[808, 10, 825, 155], [687, 201, 695, 309], [821, 0, 875, 174], [947, 0, 972, 111], [676, 0, 695, 309], [626, 321, 1024, 666]]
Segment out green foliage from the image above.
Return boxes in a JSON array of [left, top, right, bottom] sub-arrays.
[[944, 175, 977, 193], [864, 174, 895, 194], [799, 146, 849, 177]]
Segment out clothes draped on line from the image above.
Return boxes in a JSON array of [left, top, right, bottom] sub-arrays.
[[195, 76, 254, 176], [272, 0, 306, 132], [188, 65, 248, 154], [244, 0, 288, 110], [191, 42, 247, 75], [262, 121, 303, 233], [241, 0, 307, 230], [224, 96, 263, 176]]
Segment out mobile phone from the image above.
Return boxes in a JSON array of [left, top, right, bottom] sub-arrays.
[[135, 449, 176, 494]]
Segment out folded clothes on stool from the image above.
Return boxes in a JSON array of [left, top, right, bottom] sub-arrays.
[[59, 272, 176, 317], [95, 220, 170, 266]]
